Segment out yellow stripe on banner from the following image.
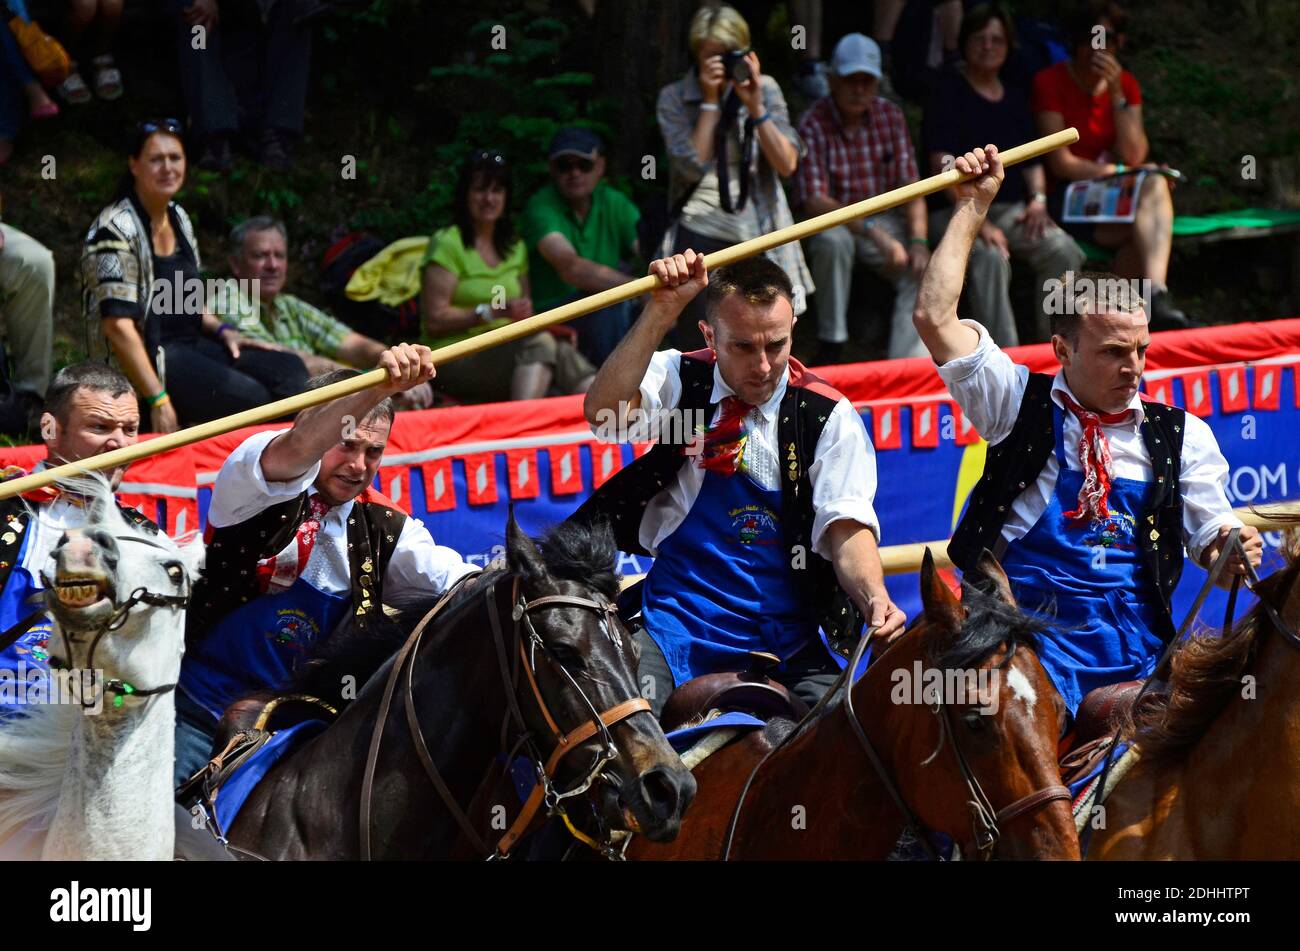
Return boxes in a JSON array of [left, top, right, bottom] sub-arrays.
[[951, 439, 988, 533]]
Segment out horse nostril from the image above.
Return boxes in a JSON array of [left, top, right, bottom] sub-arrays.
[[638, 766, 686, 819]]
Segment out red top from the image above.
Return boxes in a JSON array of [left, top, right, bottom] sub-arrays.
[[1031, 60, 1142, 162]]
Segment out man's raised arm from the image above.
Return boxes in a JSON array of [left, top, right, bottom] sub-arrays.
[[912, 145, 1007, 366], [583, 250, 708, 429], [261, 343, 434, 483]]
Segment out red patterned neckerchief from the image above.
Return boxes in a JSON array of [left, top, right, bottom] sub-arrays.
[[1060, 394, 1136, 526], [254, 493, 333, 594], [696, 396, 754, 476], [0, 464, 77, 505]]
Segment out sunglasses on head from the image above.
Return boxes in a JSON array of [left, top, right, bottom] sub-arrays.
[[138, 118, 184, 137], [554, 156, 595, 174], [471, 149, 507, 166]]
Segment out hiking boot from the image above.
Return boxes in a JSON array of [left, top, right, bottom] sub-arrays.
[[259, 129, 294, 171], [197, 135, 232, 173]]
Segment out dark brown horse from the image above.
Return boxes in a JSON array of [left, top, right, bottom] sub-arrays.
[[224, 515, 696, 859], [1091, 530, 1300, 859], [627, 550, 1079, 860]]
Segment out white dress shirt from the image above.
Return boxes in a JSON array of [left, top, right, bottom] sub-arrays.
[[599, 350, 881, 559], [936, 320, 1241, 560], [208, 430, 476, 605]]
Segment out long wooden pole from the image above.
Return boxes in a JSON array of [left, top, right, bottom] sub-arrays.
[[877, 505, 1300, 575], [0, 130, 1079, 501]]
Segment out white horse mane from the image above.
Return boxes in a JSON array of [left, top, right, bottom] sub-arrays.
[[0, 472, 202, 856]]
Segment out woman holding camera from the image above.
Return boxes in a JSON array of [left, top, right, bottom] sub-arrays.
[[656, 4, 811, 349]]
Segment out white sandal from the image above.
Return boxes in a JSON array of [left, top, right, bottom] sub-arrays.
[[58, 71, 91, 105], [92, 55, 123, 101]]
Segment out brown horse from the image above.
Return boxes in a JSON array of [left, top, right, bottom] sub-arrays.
[[627, 550, 1080, 860], [1090, 533, 1300, 860]]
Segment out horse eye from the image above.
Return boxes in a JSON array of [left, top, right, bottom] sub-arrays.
[[963, 713, 986, 732], [164, 562, 185, 584], [549, 644, 585, 670]]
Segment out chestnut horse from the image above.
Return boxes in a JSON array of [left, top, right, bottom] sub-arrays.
[[1091, 533, 1300, 859], [627, 550, 1080, 860]]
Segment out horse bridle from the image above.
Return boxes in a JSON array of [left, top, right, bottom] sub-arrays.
[[721, 626, 1070, 861], [43, 533, 191, 710], [359, 573, 651, 861]]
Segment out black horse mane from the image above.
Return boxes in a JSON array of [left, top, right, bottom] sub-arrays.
[[930, 581, 1059, 671], [534, 516, 622, 601], [289, 518, 621, 706]]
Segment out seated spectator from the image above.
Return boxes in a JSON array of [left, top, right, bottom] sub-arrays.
[[56, 0, 125, 103], [81, 119, 309, 433], [0, 208, 54, 435], [923, 3, 1085, 346], [1032, 1, 1188, 328], [656, 3, 812, 351], [520, 128, 641, 366], [421, 150, 594, 403], [167, 0, 319, 171], [215, 216, 432, 411], [0, 16, 59, 163], [796, 33, 930, 362]]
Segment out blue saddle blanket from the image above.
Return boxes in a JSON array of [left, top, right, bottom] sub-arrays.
[[1068, 739, 1132, 803], [665, 711, 766, 752], [212, 719, 328, 832]]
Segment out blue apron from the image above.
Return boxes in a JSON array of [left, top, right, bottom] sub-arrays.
[[999, 405, 1165, 714], [0, 528, 53, 720], [179, 576, 349, 719], [640, 464, 814, 687]]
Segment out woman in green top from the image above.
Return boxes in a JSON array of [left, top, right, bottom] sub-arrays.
[[421, 151, 594, 402]]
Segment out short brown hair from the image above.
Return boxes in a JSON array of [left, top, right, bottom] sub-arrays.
[[45, 362, 134, 424], [1050, 269, 1147, 344], [705, 256, 794, 325], [959, 3, 1018, 57], [305, 369, 395, 427]]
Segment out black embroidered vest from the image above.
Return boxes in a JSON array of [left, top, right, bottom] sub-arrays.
[[948, 373, 1186, 639], [186, 491, 407, 648], [569, 351, 864, 653]]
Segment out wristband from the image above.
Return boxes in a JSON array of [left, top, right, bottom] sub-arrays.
[[909, 236, 929, 248], [1115, 163, 1126, 175], [1031, 192, 1047, 204], [216, 322, 236, 337], [148, 390, 170, 408], [699, 102, 721, 112], [748, 112, 772, 126]]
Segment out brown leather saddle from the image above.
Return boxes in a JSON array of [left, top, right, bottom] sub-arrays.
[[176, 691, 339, 821], [1058, 680, 1149, 787], [659, 651, 809, 734]]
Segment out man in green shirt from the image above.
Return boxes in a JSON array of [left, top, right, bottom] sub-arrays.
[[520, 128, 642, 366], [215, 217, 432, 409]]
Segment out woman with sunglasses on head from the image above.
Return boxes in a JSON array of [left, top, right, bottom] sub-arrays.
[[80, 118, 309, 433], [420, 150, 594, 402]]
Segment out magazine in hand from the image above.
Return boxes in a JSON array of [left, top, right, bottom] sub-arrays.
[[1062, 170, 1148, 224]]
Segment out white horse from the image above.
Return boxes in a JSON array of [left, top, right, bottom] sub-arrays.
[[0, 477, 202, 859]]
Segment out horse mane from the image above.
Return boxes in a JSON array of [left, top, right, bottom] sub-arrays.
[[930, 581, 1060, 671], [534, 517, 621, 601], [1121, 530, 1300, 761], [0, 704, 78, 847]]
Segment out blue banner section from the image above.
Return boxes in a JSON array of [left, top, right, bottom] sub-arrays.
[[194, 365, 1299, 640]]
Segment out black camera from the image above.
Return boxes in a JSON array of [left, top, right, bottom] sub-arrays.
[[721, 48, 753, 84]]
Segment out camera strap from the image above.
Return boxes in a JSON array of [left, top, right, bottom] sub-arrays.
[[714, 90, 754, 215]]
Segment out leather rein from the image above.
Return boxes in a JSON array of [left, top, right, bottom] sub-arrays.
[[359, 572, 651, 860], [721, 625, 1070, 861]]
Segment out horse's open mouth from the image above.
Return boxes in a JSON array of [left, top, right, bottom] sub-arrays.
[[52, 573, 113, 611]]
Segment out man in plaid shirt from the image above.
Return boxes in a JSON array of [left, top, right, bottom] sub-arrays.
[[213, 217, 432, 409], [795, 34, 930, 362]]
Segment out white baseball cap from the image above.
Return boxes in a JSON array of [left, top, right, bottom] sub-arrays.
[[830, 33, 883, 79]]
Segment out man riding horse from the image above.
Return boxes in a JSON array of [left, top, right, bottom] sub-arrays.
[[574, 252, 906, 718], [173, 343, 478, 785], [0, 363, 159, 720], [911, 144, 1263, 718]]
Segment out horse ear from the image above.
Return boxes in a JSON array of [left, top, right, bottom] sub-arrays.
[[506, 506, 550, 587], [970, 548, 1017, 607], [919, 547, 964, 636]]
